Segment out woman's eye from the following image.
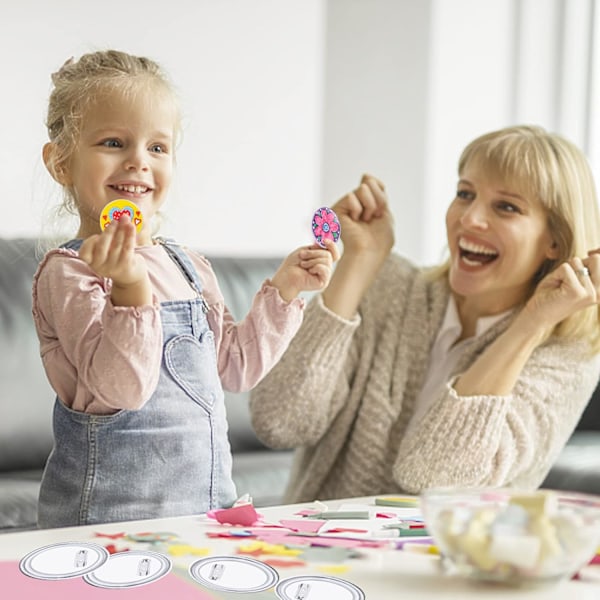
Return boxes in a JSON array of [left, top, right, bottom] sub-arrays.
[[456, 190, 473, 200], [497, 202, 520, 213]]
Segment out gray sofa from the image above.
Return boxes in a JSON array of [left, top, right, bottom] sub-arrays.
[[1, 237, 599, 534]]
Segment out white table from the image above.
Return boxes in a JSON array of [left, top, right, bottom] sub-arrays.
[[1, 496, 599, 599]]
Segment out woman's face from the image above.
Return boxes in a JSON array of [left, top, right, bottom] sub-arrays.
[[445, 161, 558, 317]]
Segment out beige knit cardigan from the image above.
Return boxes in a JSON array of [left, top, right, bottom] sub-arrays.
[[250, 254, 600, 503]]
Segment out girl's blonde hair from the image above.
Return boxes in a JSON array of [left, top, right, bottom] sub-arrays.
[[431, 125, 600, 351], [45, 49, 181, 218]]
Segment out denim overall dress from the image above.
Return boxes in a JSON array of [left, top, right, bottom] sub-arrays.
[[37, 238, 237, 528]]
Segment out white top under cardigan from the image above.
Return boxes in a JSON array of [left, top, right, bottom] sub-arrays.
[[408, 295, 512, 431]]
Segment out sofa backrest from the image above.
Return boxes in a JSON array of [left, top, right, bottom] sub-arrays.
[[0, 238, 285, 472], [0, 239, 54, 472], [206, 255, 285, 452]]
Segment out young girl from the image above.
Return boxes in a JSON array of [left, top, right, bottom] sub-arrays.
[[251, 125, 600, 503], [33, 49, 338, 528]]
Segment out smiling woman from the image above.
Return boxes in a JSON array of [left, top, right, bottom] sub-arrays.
[[250, 125, 600, 504]]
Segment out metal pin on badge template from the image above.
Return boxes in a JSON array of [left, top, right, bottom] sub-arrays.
[[312, 206, 341, 247], [100, 200, 144, 232]]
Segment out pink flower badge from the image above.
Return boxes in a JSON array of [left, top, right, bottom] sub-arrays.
[[312, 207, 341, 247]]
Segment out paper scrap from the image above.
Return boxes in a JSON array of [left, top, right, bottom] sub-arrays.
[[212, 503, 259, 527]]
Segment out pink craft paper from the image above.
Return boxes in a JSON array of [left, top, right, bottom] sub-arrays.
[[1, 561, 213, 599], [253, 531, 387, 549], [279, 519, 326, 533], [212, 503, 259, 526], [294, 509, 323, 516]]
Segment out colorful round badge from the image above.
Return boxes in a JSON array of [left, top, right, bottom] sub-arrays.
[[100, 200, 144, 233], [312, 207, 341, 247]]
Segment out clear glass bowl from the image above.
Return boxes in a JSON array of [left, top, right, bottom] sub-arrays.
[[420, 487, 600, 586]]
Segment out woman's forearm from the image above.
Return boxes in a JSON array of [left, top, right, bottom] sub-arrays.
[[454, 313, 551, 396], [322, 251, 388, 319]]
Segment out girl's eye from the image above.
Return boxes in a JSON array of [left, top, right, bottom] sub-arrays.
[[101, 139, 121, 148], [149, 144, 167, 154]]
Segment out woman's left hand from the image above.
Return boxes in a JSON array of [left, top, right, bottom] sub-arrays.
[[523, 251, 600, 332]]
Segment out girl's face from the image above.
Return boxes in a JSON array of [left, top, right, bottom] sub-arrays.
[[64, 87, 177, 244], [446, 161, 558, 318]]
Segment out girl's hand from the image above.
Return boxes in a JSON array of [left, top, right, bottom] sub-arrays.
[[78, 214, 152, 306], [521, 252, 600, 336], [270, 239, 340, 302], [331, 173, 395, 262]]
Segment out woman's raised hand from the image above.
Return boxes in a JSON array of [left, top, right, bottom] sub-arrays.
[[332, 174, 395, 262], [523, 252, 600, 334]]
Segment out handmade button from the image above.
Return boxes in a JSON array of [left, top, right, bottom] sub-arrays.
[[312, 207, 341, 247], [100, 199, 144, 232]]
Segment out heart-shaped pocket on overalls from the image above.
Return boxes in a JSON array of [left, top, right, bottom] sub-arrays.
[[164, 332, 220, 412]]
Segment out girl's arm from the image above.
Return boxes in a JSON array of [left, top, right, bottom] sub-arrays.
[[32, 251, 163, 413], [193, 241, 339, 394]]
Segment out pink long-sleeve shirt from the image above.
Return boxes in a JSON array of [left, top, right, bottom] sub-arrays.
[[32, 243, 304, 415]]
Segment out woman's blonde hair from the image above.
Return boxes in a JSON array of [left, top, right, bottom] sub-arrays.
[[45, 49, 181, 219], [431, 125, 600, 351]]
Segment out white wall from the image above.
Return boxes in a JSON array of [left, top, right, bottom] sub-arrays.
[[1, 0, 325, 255], [321, 0, 433, 263], [422, 0, 597, 264], [321, 0, 598, 266], [2, 0, 597, 262]]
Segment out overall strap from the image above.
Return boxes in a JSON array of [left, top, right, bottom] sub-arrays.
[[154, 237, 205, 297], [60, 239, 83, 251]]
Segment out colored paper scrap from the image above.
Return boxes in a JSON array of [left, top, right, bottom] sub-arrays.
[[279, 519, 326, 533], [166, 544, 211, 557], [305, 511, 370, 520], [324, 528, 369, 534], [237, 541, 303, 557], [375, 496, 419, 508], [317, 565, 351, 575], [212, 503, 259, 526], [127, 532, 179, 543], [262, 558, 307, 568], [94, 531, 126, 540]]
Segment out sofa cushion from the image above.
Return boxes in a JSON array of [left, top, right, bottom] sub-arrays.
[[0, 239, 55, 472], [0, 471, 43, 532], [541, 431, 600, 494]]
